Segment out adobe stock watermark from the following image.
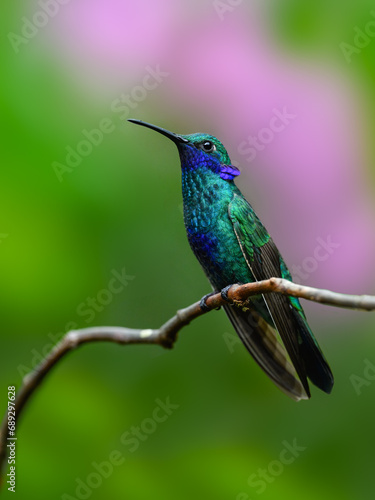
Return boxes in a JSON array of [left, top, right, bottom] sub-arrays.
[[340, 11, 375, 63], [119, 397, 179, 453], [289, 235, 340, 285], [214, 0, 243, 20], [237, 107, 296, 163], [52, 65, 169, 182], [17, 267, 134, 380], [76, 268, 134, 324], [350, 358, 375, 395], [61, 397, 179, 500], [8, 0, 72, 54], [236, 438, 306, 499]]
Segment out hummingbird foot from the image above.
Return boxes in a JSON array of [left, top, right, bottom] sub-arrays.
[[199, 292, 220, 311], [220, 284, 241, 303]]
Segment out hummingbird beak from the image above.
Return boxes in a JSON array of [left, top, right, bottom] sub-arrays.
[[128, 119, 189, 145]]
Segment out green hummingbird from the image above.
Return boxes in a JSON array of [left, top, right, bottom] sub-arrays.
[[129, 119, 334, 400]]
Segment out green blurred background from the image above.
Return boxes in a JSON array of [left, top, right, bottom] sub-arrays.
[[1, 0, 375, 498]]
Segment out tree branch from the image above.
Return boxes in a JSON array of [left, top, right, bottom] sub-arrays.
[[1, 278, 375, 485]]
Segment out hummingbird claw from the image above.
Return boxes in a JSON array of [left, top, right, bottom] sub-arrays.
[[199, 292, 220, 311], [220, 284, 240, 303]]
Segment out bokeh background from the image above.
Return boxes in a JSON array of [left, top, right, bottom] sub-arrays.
[[1, 0, 375, 498]]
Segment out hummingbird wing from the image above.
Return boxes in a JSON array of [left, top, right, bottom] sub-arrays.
[[223, 303, 309, 400], [228, 193, 333, 398]]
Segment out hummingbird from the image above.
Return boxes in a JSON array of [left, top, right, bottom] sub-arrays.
[[128, 119, 334, 400]]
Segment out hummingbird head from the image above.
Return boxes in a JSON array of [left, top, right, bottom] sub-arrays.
[[128, 119, 241, 181]]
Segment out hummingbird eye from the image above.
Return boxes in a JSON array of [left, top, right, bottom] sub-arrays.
[[200, 141, 216, 153]]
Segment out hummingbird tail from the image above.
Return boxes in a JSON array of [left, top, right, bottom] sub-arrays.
[[290, 307, 334, 394], [223, 304, 309, 401]]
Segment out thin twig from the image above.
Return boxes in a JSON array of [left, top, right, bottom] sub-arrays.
[[1, 278, 375, 485]]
